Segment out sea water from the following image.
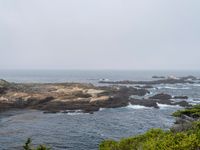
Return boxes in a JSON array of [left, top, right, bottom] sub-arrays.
[[0, 70, 200, 150]]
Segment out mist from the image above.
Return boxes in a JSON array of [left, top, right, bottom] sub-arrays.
[[0, 0, 200, 70]]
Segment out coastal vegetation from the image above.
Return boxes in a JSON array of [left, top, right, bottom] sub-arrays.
[[99, 105, 200, 150], [173, 104, 200, 118], [23, 138, 51, 150]]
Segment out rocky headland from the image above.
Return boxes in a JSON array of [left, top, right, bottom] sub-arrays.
[[0, 78, 192, 114], [0, 79, 150, 113]]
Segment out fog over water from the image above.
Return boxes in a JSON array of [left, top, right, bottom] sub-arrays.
[[0, 0, 200, 70]]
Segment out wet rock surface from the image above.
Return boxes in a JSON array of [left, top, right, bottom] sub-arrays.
[[149, 93, 172, 100], [173, 96, 188, 99]]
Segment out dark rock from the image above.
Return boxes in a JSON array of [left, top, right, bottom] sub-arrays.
[[171, 114, 195, 132], [171, 122, 193, 133], [0, 79, 10, 94], [119, 86, 150, 96], [0, 86, 8, 94], [43, 110, 59, 114], [173, 96, 188, 99], [149, 93, 172, 100], [27, 96, 54, 105], [180, 76, 197, 81], [91, 96, 129, 109], [83, 106, 99, 113], [13, 98, 27, 108], [74, 91, 92, 98], [98, 86, 150, 97], [174, 101, 190, 107], [129, 99, 159, 108], [152, 76, 165, 79], [135, 85, 154, 89]]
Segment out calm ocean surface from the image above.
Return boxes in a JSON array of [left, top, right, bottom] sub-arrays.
[[0, 70, 200, 83], [0, 70, 200, 150]]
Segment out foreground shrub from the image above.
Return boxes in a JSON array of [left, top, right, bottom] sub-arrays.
[[23, 138, 51, 150], [173, 104, 200, 118], [99, 121, 200, 150]]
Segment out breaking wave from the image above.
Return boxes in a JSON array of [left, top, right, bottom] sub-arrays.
[[127, 104, 150, 109], [157, 103, 182, 109]]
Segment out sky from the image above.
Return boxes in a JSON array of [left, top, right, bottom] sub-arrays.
[[0, 0, 200, 70]]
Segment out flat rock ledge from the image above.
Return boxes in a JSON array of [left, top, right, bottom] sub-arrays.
[[0, 80, 150, 114], [0, 80, 191, 114]]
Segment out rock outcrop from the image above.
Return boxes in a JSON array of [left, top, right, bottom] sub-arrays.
[[0, 80, 150, 113], [129, 93, 191, 108], [173, 96, 188, 99], [171, 105, 200, 132], [149, 93, 172, 100], [0, 79, 192, 113]]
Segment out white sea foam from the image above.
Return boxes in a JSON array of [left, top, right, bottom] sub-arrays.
[[192, 84, 200, 87], [187, 98, 200, 105], [99, 108, 106, 111], [127, 103, 149, 109], [67, 112, 84, 115], [62, 110, 86, 115], [157, 103, 181, 109], [157, 86, 190, 90]]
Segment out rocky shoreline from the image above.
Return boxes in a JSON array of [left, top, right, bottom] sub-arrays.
[[0, 79, 149, 113], [0, 78, 193, 114]]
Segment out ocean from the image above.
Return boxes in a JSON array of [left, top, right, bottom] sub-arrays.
[[0, 70, 200, 150]]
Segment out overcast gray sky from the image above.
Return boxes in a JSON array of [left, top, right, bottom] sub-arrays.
[[0, 0, 200, 70]]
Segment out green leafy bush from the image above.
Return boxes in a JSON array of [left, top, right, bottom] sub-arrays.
[[23, 138, 51, 150], [99, 121, 200, 150], [173, 104, 200, 118]]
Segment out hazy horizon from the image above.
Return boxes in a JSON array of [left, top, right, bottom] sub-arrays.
[[0, 0, 200, 70]]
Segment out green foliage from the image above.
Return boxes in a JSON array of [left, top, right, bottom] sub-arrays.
[[99, 121, 200, 150], [23, 138, 51, 150], [172, 104, 200, 118], [23, 138, 33, 150]]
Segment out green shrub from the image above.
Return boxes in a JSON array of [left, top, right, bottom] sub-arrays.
[[172, 104, 200, 118], [99, 121, 200, 150], [23, 138, 51, 150]]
